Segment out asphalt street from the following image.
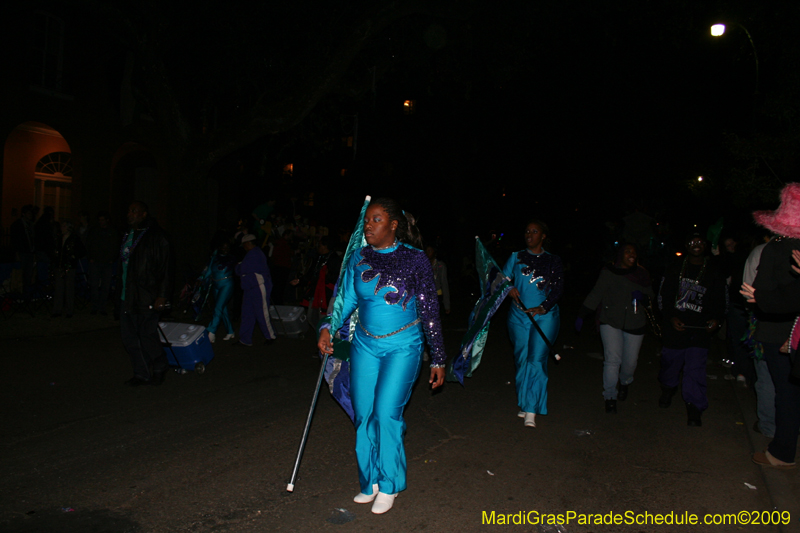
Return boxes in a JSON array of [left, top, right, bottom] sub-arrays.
[[1, 298, 798, 533]]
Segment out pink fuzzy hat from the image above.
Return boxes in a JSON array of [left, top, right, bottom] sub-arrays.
[[753, 183, 800, 239]]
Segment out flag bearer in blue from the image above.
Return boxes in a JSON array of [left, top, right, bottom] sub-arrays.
[[503, 220, 563, 428], [317, 197, 446, 515], [236, 234, 276, 346]]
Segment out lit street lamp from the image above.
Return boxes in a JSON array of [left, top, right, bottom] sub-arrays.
[[710, 22, 759, 95]]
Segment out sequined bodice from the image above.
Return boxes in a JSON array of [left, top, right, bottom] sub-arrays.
[[503, 250, 564, 311], [341, 244, 446, 364]]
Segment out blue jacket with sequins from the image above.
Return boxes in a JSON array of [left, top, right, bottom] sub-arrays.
[[336, 243, 446, 365]]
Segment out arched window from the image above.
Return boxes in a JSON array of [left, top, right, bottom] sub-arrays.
[[35, 152, 72, 221]]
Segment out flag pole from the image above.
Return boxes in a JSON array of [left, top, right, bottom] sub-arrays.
[[285, 195, 371, 493], [512, 300, 561, 361], [286, 353, 329, 492]]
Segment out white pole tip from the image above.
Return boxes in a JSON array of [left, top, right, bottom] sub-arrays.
[[286, 484, 294, 492]]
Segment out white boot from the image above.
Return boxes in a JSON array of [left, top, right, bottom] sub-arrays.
[[223, 333, 234, 341], [207, 332, 216, 343], [353, 484, 379, 504], [371, 492, 397, 514], [517, 411, 526, 418], [524, 413, 536, 427]]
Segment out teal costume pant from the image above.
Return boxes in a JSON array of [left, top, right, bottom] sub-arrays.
[[207, 280, 234, 335], [508, 305, 560, 415], [350, 324, 424, 495]]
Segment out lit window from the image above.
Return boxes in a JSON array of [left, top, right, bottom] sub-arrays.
[[35, 152, 72, 221]]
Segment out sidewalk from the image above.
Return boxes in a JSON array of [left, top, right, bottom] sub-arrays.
[[0, 305, 119, 340], [732, 370, 800, 532]]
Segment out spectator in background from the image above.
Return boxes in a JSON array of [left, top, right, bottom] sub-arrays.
[[744, 183, 800, 467], [743, 233, 776, 438], [10, 205, 36, 294], [77, 211, 91, 246], [295, 236, 342, 330], [35, 206, 57, 283], [52, 220, 86, 318], [269, 228, 294, 305], [425, 245, 450, 315], [87, 211, 119, 315]]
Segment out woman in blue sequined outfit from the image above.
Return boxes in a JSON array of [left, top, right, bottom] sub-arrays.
[[317, 198, 446, 515], [503, 220, 563, 428]]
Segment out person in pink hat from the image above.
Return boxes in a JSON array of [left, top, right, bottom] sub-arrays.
[[743, 183, 800, 468]]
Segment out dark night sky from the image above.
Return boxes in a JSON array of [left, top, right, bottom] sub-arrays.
[[211, 0, 797, 254]]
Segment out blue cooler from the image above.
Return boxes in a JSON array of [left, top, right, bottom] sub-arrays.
[[158, 322, 215, 373]]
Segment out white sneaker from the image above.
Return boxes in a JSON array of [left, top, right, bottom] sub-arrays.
[[223, 333, 234, 341], [371, 492, 397, 514], [353, 484, 379, 504], [524, 413, 536, 427], [517, 411, 526, 418], [208, 332, 216, 343]]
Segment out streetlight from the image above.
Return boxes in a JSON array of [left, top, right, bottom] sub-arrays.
[[710, 22, 759, 95]]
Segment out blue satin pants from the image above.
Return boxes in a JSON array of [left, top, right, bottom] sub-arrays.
[[350, 324, 423, 495], [508, 305, 560, 415], [207, 280, 234, 335]]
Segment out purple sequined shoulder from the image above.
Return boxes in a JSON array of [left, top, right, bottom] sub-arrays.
[[358, 245, 421, 310], [358, 245, 447, 364]]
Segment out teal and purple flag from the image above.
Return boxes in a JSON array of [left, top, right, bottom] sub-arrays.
[[320, 195, 370, 423], [448, 237, 513, 384]]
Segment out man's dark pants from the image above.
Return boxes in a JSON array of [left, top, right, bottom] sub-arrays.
[[121, 309, 167, 380], [90, 262, 114, 313]]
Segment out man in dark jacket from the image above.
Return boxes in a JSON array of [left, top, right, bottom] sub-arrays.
[[119, 201, 171, 386]]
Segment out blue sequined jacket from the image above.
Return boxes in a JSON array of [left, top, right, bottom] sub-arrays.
[[502, 250, 564, 311], [336, 243, 446, 365]]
